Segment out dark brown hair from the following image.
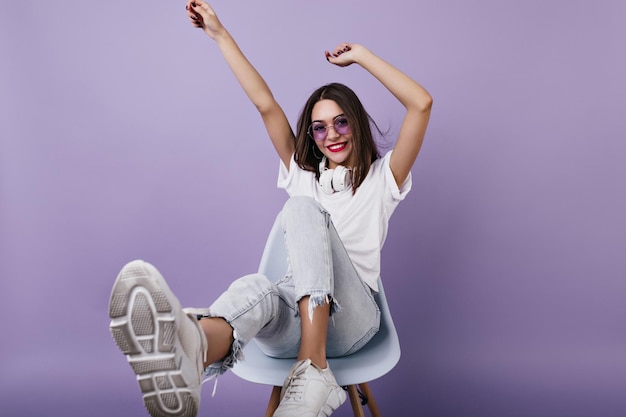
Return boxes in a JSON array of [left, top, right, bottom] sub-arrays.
[[294, 83, 381, 193]]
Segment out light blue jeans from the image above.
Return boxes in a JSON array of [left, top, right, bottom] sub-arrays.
[[203, 196, 381, 378]]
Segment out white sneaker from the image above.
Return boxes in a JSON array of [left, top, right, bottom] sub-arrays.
[[273, 359, 347, 417], [109, 260, 208, 417]]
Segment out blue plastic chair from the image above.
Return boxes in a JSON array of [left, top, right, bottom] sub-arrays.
[[231, 213, 401, 417]]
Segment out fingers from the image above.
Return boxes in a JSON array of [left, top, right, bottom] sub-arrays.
[[338, 43, 352, 54], [328, 43, 352, 58], [189, 0, 213, 17], [325, 43, 353, 67], [186, 0, 213, 28], [186, 1, 202, 27]]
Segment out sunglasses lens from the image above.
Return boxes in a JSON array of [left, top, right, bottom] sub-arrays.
[[310, 123, 327, 141], [334, 117, 350, 135]]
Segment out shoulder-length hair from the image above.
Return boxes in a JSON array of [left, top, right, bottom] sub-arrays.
[[294, 83, 381, 193]]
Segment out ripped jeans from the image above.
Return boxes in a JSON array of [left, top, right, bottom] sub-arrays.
[[203, 196, 381, 378]]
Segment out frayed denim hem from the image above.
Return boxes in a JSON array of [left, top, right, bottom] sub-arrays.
[[296, 291, 342, 323], [189, 310, 245, 384], [202, 330, 245, 380]]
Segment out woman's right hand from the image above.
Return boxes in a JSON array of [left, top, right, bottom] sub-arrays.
[[186, 0, 224, 39]]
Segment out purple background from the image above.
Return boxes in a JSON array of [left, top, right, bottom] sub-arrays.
[[1, 1, 625, 416]]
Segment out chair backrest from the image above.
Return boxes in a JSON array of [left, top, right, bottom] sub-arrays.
[[232, 212, 401, 387], [257, 212, 289, 284]]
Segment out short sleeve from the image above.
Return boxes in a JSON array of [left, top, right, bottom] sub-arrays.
[[277, 153, 296, 192], [382, 150, 412, 201]]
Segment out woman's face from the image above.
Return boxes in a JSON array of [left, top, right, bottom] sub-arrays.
[[310, 99, 354, 169]]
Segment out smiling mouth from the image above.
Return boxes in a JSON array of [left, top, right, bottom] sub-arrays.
[[327, 142, 347, 153]]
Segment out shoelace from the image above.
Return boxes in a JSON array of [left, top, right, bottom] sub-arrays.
[[282, 363, 309, 401], [202, 375, 220, 397]]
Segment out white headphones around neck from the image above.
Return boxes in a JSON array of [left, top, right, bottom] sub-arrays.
[[318, 156, 352, 195]]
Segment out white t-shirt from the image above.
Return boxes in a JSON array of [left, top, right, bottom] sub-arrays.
[[277, 150, 411, 292]]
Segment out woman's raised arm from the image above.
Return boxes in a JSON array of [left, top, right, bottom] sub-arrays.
[[326, 43, 432, 186], [187, 1, 295, 167]]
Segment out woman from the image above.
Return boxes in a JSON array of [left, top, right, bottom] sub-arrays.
[[108, 1, 432, 416]]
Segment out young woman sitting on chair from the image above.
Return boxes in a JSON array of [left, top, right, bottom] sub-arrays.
[[108, 1, 432, 416]]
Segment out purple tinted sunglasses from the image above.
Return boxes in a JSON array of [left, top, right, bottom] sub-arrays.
[[308, 116, 351, 141]]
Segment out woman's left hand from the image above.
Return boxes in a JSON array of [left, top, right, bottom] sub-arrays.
[[325, 43, 361, 67]]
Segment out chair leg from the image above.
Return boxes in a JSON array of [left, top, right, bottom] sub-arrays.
[[347, 385, 366, 417], [265, 386, 281, 417], [359, 383, 381, 417]]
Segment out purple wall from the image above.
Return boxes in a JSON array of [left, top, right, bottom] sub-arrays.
[[1, 1, 625, 416]]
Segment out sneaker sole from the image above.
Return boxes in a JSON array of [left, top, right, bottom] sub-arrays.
[[109, 260, 199, 417]]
